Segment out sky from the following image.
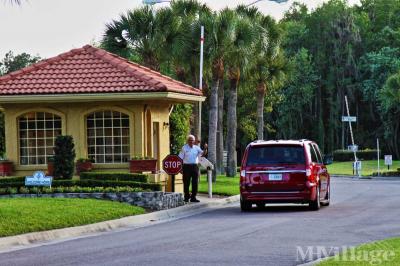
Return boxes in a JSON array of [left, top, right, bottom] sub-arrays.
[[0, 0, 360, 59]]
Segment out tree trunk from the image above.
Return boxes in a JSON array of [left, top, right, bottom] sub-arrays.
[[208, 78, 219, 181], [256, 83, 266, 140], [216, 84, 225, 174], [226, 70, 239, 177]]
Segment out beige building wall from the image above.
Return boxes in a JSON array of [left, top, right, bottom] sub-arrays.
[[2, 100, 178, 192]]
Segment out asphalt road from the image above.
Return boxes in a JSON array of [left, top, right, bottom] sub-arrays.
[[1, 178, 400, 266]]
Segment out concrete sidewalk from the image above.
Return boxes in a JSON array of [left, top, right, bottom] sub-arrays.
[[0, 194, 240, 253]]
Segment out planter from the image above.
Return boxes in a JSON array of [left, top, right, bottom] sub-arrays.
[[0, 161, 13, 176], [47, 161, 54, 176], [76, 161, 93, 175], [129, 159, 157, 174]]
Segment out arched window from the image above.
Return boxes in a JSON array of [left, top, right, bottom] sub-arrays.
[[19, 112, 62, 165], [87, 110, 130, 163]]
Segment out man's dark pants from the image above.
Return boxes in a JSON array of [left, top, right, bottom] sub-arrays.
[[182, 164, 199, 200]]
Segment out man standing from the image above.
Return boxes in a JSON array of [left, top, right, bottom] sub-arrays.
[[179, 135, 203, 203]]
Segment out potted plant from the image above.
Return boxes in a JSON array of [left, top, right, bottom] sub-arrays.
[[129, 156, 157, 173], [47, 156, 55, 176], [0, 156, 13, 177], [76, 158, 94, 175]]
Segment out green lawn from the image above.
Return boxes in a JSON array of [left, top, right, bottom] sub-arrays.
[[327, 160, 400, 176], [0, 198, 145, 237], [198, 175, 239, 196], [318, 237, 400, 265]]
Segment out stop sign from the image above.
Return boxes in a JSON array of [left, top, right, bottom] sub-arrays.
[[162, 154, 183, 175]]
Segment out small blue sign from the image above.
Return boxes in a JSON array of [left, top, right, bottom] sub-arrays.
[[25, 171, 53, 187]]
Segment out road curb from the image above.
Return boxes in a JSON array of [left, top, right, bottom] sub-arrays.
[[331, 175, 400, 180], [0, 194, 240, 252]]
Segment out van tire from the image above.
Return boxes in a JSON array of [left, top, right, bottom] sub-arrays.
[[240, 197, 252, 211], [309, 185, 320, 211]]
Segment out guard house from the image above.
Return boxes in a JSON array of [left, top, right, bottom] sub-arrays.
[[0, 45, 204, 183]]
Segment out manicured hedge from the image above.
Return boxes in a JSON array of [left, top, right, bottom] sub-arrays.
[[0, 176, 25, 184], [0, 186, 148, 195], [372, 171, 400, 177], [0, 179, 161, 191], [80, 172, 148, 183], [333, 149, 378, 162]]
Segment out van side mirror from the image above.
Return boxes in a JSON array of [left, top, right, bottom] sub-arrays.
[[323, 155, 333, 165]]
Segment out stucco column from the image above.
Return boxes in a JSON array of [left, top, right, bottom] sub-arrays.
[[4, 109, 18, 163], [132, 105, 145, 157], [67, 106, 85, 159]]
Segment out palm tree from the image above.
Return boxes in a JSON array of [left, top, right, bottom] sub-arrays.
[[170, 0, 211, 84], [225, 13, 255, 177], [237, 6, 285, 140], [253, 16, 285, 140], [102, 6, 179, 71], [170, 1, 212, 138], [206, 9, 236, 180]]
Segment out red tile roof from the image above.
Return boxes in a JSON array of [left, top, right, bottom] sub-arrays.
[[0, 45, 203, 97]]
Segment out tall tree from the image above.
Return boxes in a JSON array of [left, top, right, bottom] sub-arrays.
[[225, 12, 255, 177], [0, 51, 41, 75], [170, 0, 212, 138], [379, 71, 400, 158], [102, 6, 179, 71], [205, 9, 236, 180]]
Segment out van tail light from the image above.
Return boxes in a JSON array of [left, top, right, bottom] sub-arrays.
[[306, 168, 316, 188], [240, 170, 246, 183]]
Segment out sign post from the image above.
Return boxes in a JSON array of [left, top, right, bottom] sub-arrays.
[[199, 157, 214, 198], [162, 155, 183, 193], [344, 95, 360, 177], [377, 139, 380, 176], [385, 155, 393, 170]]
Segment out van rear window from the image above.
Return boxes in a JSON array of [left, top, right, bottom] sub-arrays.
[[246, 145, 305, 166]]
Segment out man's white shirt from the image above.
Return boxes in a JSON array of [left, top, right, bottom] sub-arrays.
[[179, 144, 203, 164]]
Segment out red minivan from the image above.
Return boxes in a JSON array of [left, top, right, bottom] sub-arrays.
[[240, 140, 331, 211]]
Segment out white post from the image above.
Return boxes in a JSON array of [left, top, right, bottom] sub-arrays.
[[207, 167, 212, 198], [377, 138, 380, 177], [197, 25, 204, 140], [345, 95, 359, 176], [199, 26, 204, 91]]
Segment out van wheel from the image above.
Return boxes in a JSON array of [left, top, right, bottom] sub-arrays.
[[321, 185, 330, 206], [240, 197, 252, 211], [309, 185, 320, 211]]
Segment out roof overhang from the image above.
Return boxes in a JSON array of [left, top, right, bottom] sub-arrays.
[[0, 92, 206, 104]]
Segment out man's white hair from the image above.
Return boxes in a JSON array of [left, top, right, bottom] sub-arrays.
[[187, 134, 195, 140]]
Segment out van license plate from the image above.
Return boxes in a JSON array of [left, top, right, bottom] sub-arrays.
[[269, 173, 282, 181]]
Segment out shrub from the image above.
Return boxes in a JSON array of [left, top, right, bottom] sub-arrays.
[[5, 187, 17, 194], [19, 187, 29, 194], [0, 176, 25, 183], [0, 188, 7, 195], [29, 187, 40, 194], [53, 187, 65, 193], [333, 149, 378, 162], [54, 135, 76, 179], [80, 172, 148, 183], [0, 179, 161, 191], [372, 171, 400, 177], [42, 187, 53, 194], [104, 187, 115, 193]]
